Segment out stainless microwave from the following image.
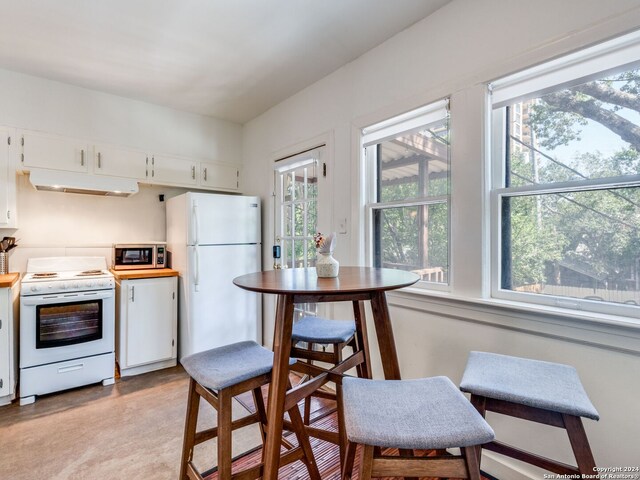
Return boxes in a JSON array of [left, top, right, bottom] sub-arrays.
[[113, 243, 166, 270]]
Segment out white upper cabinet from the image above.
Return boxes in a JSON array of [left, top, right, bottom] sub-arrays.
[[150, 154, 198, 187], [0, 128, 17, 228], [16, 129, 242, 192], [93, 144, 148, 180], [21, 131, 89, 173], [200, 161, 239, 191]]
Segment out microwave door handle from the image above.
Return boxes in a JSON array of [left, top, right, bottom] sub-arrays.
[[194, 246, 200, 292]]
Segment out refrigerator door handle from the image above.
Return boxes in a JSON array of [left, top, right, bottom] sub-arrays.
[[194, 245, 200, 292], [192, 201, 199, 245]]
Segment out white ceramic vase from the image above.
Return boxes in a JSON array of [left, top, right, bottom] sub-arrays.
[[316, 252, 339, 278]]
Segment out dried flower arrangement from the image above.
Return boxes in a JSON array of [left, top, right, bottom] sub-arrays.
[[313, 232, 336, 254]]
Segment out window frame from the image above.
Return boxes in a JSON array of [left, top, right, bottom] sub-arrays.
[[363, 99, 451, 291], [489, 38, 640, 319]]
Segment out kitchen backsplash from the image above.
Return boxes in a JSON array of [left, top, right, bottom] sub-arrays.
[[5, 247, 113, 273]]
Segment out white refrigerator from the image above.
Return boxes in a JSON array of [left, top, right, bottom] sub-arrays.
[[166, 192, 261, 360]]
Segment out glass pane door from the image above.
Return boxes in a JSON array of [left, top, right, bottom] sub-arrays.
[[278, 162, 318, 269], [275, 148, 328, 321]]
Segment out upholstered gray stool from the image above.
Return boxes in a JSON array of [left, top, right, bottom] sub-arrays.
[[341, 376, 495, 480], [460, 351, 599, 476], [179, 340, 320, 480]]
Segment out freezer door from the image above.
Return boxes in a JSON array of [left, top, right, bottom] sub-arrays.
[[188, 193, 261, 245], [181, 244, 261, 359]]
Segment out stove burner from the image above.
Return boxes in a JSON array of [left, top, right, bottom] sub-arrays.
[[31, 272, 58, 278], [76, 270, 105, 277]]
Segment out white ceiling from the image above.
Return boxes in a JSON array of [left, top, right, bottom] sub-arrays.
[[0, 0, 450, 124]]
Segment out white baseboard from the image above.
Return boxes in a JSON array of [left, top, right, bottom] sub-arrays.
[[482, 451, 541, 480]]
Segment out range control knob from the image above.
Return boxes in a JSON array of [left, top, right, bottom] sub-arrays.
[[97, 280, 106, 287], [86, 281, 94, 288], [60, 283, 67, 290], [30, 285, 39, 292], [72, 282, 80, 289]]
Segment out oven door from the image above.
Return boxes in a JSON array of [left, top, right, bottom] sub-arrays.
[[20, 289, 115, 368]]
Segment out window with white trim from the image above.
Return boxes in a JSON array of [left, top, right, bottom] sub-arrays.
[[363, 99, 450, 287], [490, 30, 640, 317]]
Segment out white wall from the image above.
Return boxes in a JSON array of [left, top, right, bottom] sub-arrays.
[[0, 67, 242, 270], [242, 0, 640, 474]]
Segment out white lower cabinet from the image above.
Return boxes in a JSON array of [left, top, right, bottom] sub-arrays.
[[0, 282, 19, 406], [116, 276, 177, 377]]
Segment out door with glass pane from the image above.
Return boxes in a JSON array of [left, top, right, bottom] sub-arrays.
[[277, 160, 318, 269], [274, 147, 328, 319]]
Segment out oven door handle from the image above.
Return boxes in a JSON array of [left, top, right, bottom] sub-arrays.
[[21, 290, 114, 306]]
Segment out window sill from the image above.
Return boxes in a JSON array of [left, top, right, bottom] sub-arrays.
[[386, 287, 640, 355]]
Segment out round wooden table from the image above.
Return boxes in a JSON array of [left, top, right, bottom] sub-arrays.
[[234, 266, 419, 480]]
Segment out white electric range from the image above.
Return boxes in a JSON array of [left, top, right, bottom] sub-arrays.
[[19, 257, 115, 405]]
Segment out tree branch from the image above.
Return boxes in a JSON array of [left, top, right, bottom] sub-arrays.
[[572, 82, 640, 113], [543, 91, 640, 151]]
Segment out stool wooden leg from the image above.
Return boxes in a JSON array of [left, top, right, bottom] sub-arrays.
[[336, 380, 348, 467], [217, 389, 233, 480], [469, 394, 487, 465], [463, 446, 482, 480], [563, 414, 597, 473], [252, 386, 268, 443], [286, 380, 322, 480], [304, 342, 314, 425], [353, 300, 372, 379], [180, 378, 200, 480], [359, 444, 374, 480], [341, 441, 357, 480]]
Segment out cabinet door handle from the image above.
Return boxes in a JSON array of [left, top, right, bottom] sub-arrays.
[[81, 149, 85, 166], [191, 165, 196, 180], [203, 167, 207, 181], [131, 285, 135, 302], [97, 152, 102, 169]]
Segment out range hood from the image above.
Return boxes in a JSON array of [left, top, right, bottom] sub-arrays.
[[29, 168, 138, 197]]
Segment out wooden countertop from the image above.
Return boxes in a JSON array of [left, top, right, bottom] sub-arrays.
[[110, 268, 179, 280], [0, 272, 20, 288]]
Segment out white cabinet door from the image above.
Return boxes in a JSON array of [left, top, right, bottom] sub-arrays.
[[94, 145, 148, 180], [22, 131, 89, 173], [0, 289, 10, 398], [125, 277, 176, 368], [150, 154, 197, 186], [0, 129, 15, 228], [199, 162, 239, 191]]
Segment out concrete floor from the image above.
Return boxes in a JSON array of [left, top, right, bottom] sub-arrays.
[[0, 366, 262, 480]]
